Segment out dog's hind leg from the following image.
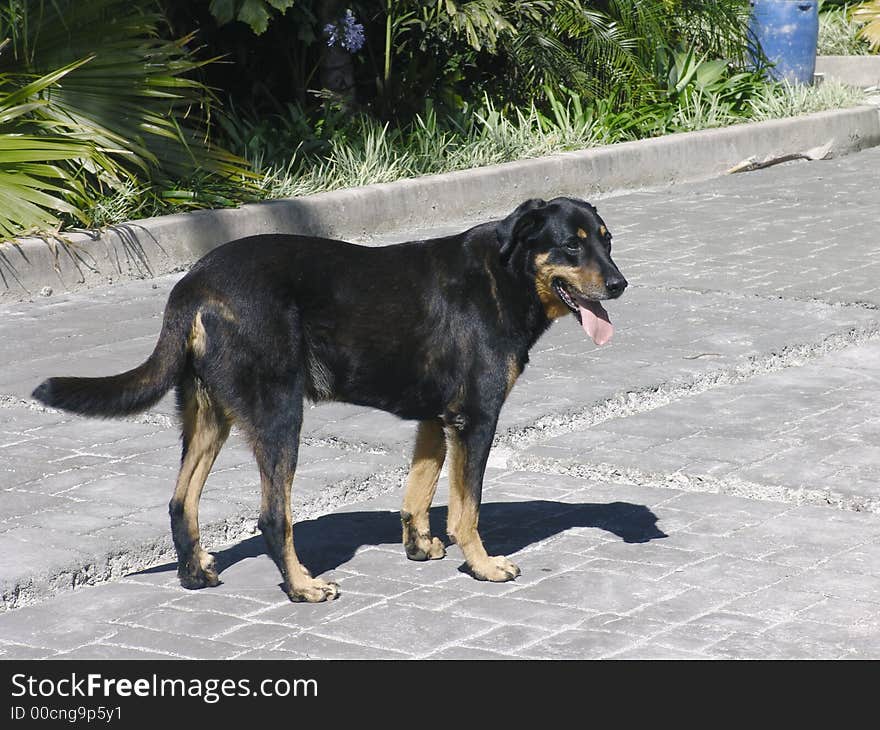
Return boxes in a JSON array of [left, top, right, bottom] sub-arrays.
[[401, 419, 447, 561], [251, 374, 339, 603], [446, 420, 520, 583], [170, 377, 231, 589]]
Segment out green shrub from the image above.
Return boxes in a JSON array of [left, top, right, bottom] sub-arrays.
[[819, 2, 873, 54], [0, 0, 252, 241]]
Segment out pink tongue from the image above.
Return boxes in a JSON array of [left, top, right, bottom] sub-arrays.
[[579, 302, 613, 345]]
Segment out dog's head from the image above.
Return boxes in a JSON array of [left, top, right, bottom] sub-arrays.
[[496, 197, 627, 345]]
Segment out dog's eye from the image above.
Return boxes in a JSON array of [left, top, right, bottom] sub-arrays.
[[564, 240, 581, 253]]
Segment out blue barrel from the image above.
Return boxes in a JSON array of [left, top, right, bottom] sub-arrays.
[[749, 0, 819, 84]]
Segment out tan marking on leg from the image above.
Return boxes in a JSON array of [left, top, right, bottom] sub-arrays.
[[258, 462, 338, 603], [446, 431, 520, 582], [444, 429, 467, 549], [505, 355, 521, 398], [442, 384, 469, 541], [171, 383, 231, 588], [254, 441, 339, 603], [401, 419, 447, 560]]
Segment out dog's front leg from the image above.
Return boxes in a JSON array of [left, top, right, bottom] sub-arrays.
[[258, 464, 339, 603], [446, 419, 520, 582], [401, 419, 447, 560]]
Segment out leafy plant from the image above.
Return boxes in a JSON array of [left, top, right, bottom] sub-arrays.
[[852, 1, 880, 50], [169, 1, 756, 125], [665, 49, 765, 109], [499, 0, 753, 109], [0, 0, 254, 241], [209, 0, 297, 35], [748, 78, 867, 119], [2, 0, 856, 239], [0, 58, 122, 238], [244, 75, 862, 211], [819, 2, 873, 54], [3, 0, 251, 184]]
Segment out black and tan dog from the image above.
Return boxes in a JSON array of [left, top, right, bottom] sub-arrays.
[[32, 197, 627, 602]]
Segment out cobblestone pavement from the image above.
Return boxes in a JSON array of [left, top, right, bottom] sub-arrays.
[[516, 340, 880, 511], [1, 146, 880, 658], [2, 472, 879, 659]]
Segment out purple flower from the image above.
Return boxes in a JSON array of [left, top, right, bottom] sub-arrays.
[[324, 9, 365, 53]]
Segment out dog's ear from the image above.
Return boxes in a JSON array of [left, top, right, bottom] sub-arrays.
[[496, 198, 547, 265]]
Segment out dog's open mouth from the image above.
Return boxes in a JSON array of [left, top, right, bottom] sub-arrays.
[[552, 278, 614, 346]]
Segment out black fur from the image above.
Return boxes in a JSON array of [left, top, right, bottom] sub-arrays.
[[31, 196, 627, 599], [32, 306, 191, 417]]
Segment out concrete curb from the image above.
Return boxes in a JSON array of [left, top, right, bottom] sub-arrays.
[[1, 105, 879, 304], [816, 55, 880, 89]]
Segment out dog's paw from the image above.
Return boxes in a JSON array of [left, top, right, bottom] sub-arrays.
[[406, 536, 446, 561], [178, 554, 220, 590], [470, 555, 521, 582], [287, 578, 340, 603]]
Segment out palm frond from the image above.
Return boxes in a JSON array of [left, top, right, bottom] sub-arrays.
[[1, 0, 254, 185], [852, 1, 880, 50], [0, 58, 130, 239], [435, 0, 515, 51], [503, 1, 655, 105]]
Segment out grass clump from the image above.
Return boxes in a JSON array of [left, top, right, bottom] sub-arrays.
[[819, 3, 874, 55], [249, 80, 867, 204], [748, 80, 867, 119]]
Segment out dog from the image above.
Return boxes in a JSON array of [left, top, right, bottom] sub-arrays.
[[32, 197, 627, 602]]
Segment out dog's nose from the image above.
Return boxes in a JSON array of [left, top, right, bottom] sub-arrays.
[[605, 274, 628, 298]]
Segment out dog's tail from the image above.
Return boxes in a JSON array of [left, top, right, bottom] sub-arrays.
[[32, 304, 193, 418]]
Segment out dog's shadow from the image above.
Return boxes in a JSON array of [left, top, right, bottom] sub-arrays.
[[137, 500, 666, 580]]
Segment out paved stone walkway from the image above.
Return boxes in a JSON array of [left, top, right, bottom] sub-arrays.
[[2, 472, 879, 659], [1, 145, 880, 658], [517, 340, 880, 511]]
